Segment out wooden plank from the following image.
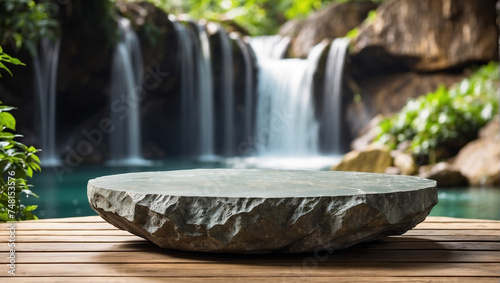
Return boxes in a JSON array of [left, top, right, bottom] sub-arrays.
[[3, 263, 499, 277], [2, 277, 499, 283], [1, 240, 498, 253], [414, 222, 500, 230], [25, 215, 499, 224], [0, 235, 144, 243], [23, 216, 102, 223], [2, 228, 499, 237], [0, 242, 152, 252], [2, 219, 497, 232], [382, 235, 500, 242], [12, 216, 500, 232], [2, 233, 498, 243], [402, 229, 500, 236], [0, 230, 134, 236], [424, 217, 500, 223], [1, 250, 498, 264], [1, 234, 498, 244], [1, 222, 117, 230]]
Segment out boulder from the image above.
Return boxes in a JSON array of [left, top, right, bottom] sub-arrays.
[[286, 1, 377, 58], [454, 117, 500, 186], [332, 145, 393, 173], [351, 0, 499, 75], [350, 115, 383, 151], [419, 162, 468, 187], [88, 169, 438, 253], [394, 152, 418, 176]]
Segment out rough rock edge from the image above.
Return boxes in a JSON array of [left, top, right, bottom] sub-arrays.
[[88, 183, 437, 254]]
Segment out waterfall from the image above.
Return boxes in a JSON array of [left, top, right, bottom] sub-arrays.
[[196, 24, 216, 159], [219, 29, 235, 157], [176, 22, 239, 159], [322, 38, 350, 154], [108, 18, 148, 166], [236, 38, 255, 147], [253, 41, 328, 156], [173, 20, 197, 156], [250, 35, 290, 60], [33, 38, 61, 166]]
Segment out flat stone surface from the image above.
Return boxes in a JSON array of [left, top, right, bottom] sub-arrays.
[[88, 169, 437, 253]]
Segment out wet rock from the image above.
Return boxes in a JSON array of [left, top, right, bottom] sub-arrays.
[[287, 1, 377, 58], [454, 117, 500, 186], [351, 0, 498, 75], [350, 115, 383, 151], [88, 169, 437, 253], [419, 162, 468, 187], [332, 145, 393, 173], [394, 152, 418, 176]]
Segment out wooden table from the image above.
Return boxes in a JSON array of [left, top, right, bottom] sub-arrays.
[[1, 216, 499, 282]]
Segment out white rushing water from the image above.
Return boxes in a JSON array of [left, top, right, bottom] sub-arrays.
[[108, 18, 149, 166], [250, 35, 291, 60], [33, 38, 61, 166], [173, 20, 197, 156], [173, 26, 349, 169], [219, 28, 235, 157], [322, 38, 350, 154], [236, 38, 255, 145], [253, 41, 328, 156], [227, 37, 349, 170], [196, 24, 217, 160]]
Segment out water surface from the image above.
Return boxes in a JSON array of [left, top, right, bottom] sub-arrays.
[[26, 161, 500, 220]]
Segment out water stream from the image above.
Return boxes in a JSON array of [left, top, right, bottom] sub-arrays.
[[108, 18, 148, 166], [33, 38, 61, 166]]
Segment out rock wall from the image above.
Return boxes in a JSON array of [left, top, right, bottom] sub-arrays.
[[281, 1, 377, 58], [351, 0, 499, 76]]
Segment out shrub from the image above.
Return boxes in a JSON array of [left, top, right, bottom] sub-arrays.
[[0, 101, 41, 221], [0, 47, 40, 222], [375, 62, 499, 162]]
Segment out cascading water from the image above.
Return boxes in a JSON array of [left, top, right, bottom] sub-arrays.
[[322, 38, 350, 154], [33, 38, 61, 166], [219, 29, 235, 157], [196, 24, 216, 160], [228, 37, 349, 170], [172, 23, 349, 169], [108, 18, 148, 166], [173, 20, 197, 156], [176, 21, 239, 159], [250, 35, 290, 60], [254, 41, 328, 156], [236, 38, 255, 145]]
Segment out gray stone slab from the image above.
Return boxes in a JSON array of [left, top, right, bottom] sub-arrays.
[[88, 169, 437, 253]]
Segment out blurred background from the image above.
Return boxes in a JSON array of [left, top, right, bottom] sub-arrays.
[[0, 0, 499, 220]]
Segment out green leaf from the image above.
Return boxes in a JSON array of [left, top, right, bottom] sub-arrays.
[[0, 132, 15, 139], [0, 62, 13, 77], [0, 112, 16, 130], [26, 166, 33, 178], [23, 205, 37, 212], [0, 105, 17, 112]]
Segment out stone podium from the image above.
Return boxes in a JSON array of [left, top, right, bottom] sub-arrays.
[[88, 169, 437, 253]]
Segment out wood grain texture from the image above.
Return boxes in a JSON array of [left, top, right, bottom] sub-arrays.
[[0, 216, 498, 281]]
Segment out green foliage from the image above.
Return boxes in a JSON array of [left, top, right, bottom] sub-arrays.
[[0, 49, 40, 221], [375, 62, 500, 160], [0, 45, 26, 77], [0, 101, 41, 222], [136, 0, 370, 35], [0, 0, 59, 55]]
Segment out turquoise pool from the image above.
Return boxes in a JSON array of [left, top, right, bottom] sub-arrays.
[[26, 161, 500, 220]]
